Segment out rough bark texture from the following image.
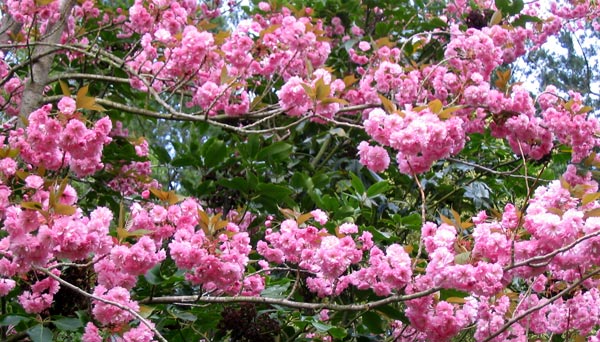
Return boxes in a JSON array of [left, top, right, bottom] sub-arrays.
[[17, 0, 75, 118]]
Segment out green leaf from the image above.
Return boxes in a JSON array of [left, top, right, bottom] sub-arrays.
[[511, 14, 543, 27], [376, 305, 407, 321], [256, 142, 292, 161], [261, 283, 290, 298], [362, 311, 384, 334], [153, 145, 171, 164], [173, 310, 197, 322], [366, 180, 389, 198], [439, 288, 469, 301], [256, 184, 293, 199], [217, 177, 250, 193], [329, 327, 347, 339], [400, 213, 422, 230], [0, 315, 28, 326], [495, 0, 524, 16], [350, 172, 365, 194], [202, 138, 227, 168], [53, 317, 82, 331], [27, 325, 53, 342], [311, 321, 334, 332], [240, 134, 260, 159], [171, 156, 197, 167], [144, 264, 163, 285], [102, 137, 145, 163], [364, 225, 393, 242], [291, 172, 314, 191]]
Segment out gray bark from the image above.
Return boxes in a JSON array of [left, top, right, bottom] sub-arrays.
[[18, 0, 75, 118]]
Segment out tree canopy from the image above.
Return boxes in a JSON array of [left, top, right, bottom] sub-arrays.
[[1, 0, 600, 341]]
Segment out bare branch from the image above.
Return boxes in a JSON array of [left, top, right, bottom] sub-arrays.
[[505, 229, 600, 272], [482, 268, 600, 342], [37, 267, 168, 342], [446, 157, 544, 181], [141, 286, 440, 310], [48, 73, 132, 85]]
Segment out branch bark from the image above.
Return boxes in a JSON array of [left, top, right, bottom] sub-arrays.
[[18, 0, 75, 118], [141, 286, 441, 311], [482, 268, 600, 342], [37, 267, 168, 342]]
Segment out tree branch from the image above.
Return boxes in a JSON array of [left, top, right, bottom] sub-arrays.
[[141, 286, 441, 311], [48, 73, 132, 85], [18, 0, 75, 118], [505, 229, 600, 272], [446, 157, 543, 181], [36, 267, 168, 342], [482, 268, 600, 342]]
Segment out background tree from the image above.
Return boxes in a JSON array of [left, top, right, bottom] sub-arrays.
[[0, 0, 599, 341]]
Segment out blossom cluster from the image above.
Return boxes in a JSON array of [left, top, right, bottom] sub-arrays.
[[123, 1, 332, 117], [9, 101, 112, 177], [257, 214, 413, 298], [170, 220, 263, 296], [357, 28, 599, 174], [2, 0, 600, 341], [362, 107, 465, 174]]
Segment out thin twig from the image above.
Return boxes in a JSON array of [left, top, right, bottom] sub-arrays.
[[412, 172, 427, 270], [504, 229, 600, 272], [36, 267, 168, 342], [482, 268, 600, 342], [446, 157, 545, 181]]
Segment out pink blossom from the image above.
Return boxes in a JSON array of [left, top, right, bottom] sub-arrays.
[[357, 141, 390, 173], [258, 2, 270, 11], [57, 96, 76, 115], [24, 175, 44, 189], [0, 278, 15, 296], [110, 236, 166, 276], [92, 285, 139, 326], [277, 77, 311, 116], [358, 41, 370, 51], [310, 209, 328, 225], [339, 222, 358, 234], [18, 274, 60, 314], [123, 322, 156, 342], [82, 323, 102, 342]]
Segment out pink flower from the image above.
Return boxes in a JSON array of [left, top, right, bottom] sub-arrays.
[[0, 278, 15, 296], [357, 141, 390, 173], [18, 275, 60, 314], [358, 41, 371, 51], [25, 175, 44, 189], [82, 323, 102, 342], [92, 285, 139, 326], [319, 309, 330, 321], [123, 322, 155, 342], [0, 158, 17, 176], [339, 222, 358, 234], [57, 96, 76, 115], [110, 236, 166, 276], [277, 77, 311, 116], [258, 2, 270, 11], [311, 209, 328, 225]]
